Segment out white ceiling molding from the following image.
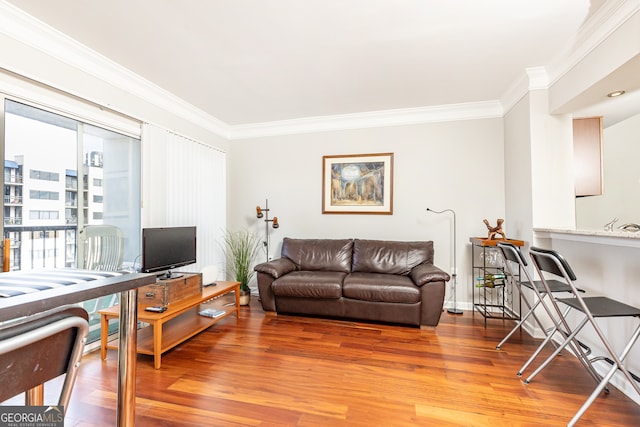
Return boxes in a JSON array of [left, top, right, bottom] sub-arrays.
[[0, 1, 231, 139], [526, 67, 551, 91], [498, 0, 640, 117], [545, 0, 640, 88], [499, 67, 551, 114], [228, 101, 504, 140]]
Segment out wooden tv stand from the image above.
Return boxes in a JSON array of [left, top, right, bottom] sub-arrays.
[[99, 280, 240, 369]]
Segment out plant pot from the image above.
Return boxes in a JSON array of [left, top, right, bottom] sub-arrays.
[[239, 289, 251, 306]]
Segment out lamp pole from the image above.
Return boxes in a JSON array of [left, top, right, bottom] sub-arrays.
[[256, 199, 279, 262], [427, 208, 463, 315]]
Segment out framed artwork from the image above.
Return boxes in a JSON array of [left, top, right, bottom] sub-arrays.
[[322, 152, 394, 214]]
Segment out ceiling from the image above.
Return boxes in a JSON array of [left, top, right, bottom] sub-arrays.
[[7, 0, 637, 129]]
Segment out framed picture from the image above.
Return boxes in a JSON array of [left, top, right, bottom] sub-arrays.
[[322, 152, 394, 214]]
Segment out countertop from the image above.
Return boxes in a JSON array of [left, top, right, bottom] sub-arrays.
[[534, 228, 640, 248]]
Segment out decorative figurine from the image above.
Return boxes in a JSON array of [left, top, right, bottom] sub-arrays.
[[483, 218, 506, 240]]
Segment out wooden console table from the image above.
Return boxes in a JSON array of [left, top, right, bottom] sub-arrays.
[[99, 280, 240, 369]]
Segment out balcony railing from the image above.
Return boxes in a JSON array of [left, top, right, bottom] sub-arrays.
[[3, 224, 78, 271], [4, 175, 23, 184], [4, 195, 23, 204], [4, 217, 23, 225]]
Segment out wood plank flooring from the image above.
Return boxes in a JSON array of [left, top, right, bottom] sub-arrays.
[[8, 299, 640, 426]]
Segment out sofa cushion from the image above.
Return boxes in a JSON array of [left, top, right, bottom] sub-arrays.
[[343, 272, 420, 304], [271, 271, 345, 299], [281, 238, 353, 273], [352, 239, 433, 275]]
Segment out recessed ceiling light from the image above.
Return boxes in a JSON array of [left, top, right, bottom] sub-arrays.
[[607, 90, 626, 98]]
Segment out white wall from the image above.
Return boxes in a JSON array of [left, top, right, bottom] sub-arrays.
[[529, 90, 576, 229], [576, 112, 640, 229], [504, 93, 534, 244], [229, 118, 505, 309]]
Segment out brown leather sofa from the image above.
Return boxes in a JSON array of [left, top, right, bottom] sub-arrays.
[[254, 238, 450, 327]]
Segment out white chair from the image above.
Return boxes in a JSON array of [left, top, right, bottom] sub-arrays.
[[78, 225, 125, 342], [79, 225, 124, 271]]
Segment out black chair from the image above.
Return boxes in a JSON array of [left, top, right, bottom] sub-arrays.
[[0, 306, 89, 413], [495, 241, 564, 350], [496, 242, 589, 377], [526, 246, 640, 426]]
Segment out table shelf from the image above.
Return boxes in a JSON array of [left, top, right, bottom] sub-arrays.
[[100, 280, 240, 368], [469, 237, 523, 326]]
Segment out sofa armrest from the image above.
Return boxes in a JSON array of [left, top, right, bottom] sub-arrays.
[[254, 257, 297, 279], [410, 263, 450, 287]]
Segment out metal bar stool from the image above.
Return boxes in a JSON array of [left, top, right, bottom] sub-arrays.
[[495, 241, 559, 350], [495, 242, 591, 378], [527, 246, 640, 426]]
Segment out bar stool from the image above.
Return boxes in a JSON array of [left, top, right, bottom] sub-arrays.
[[0, 306, 89, 413], [527, 246, 640, 426], [495, 241, 567, 350], [495, 242, 589, 378]]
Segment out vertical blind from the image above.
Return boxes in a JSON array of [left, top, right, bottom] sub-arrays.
[[143, 123, 227, 277]]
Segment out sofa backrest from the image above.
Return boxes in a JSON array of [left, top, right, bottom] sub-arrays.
[[352, 239, 433, 275], [281, 238, 353, 273]]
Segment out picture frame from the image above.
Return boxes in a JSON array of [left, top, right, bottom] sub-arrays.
[[322, 152, 394, 214]]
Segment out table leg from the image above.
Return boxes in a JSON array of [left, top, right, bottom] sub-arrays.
[[100, 313, 108, 360], [234, 283, 240, 313], [153, 321, 162, 369], [116, 289, 137, 427], [25, 385, 43, 406]]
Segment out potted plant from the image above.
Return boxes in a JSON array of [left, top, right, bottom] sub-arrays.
[[223, 229, 262, 305]]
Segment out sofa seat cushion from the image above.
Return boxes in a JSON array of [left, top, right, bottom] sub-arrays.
[[343, 272, 420, 304], [271, 271, 346, 299]]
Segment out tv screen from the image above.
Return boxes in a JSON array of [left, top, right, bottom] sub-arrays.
[[142, 226, 196, 278]]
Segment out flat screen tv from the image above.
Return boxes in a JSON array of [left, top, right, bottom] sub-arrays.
[[142, 226, 196, 279]]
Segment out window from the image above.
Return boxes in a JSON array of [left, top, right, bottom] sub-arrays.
[[3, 99, 141, 271], [30, 190, 59, 200], [29, 210, 59, 220], [30, 169, 60, 181], [2, 98, 142, 345]]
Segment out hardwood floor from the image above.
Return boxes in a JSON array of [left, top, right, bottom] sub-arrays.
[[12, 299, 640, 426]]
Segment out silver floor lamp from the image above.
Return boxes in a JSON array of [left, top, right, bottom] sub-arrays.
[[427, 208, 463, 315]]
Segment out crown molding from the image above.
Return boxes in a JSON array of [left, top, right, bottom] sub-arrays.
[[500, 67, 551, 113], [499, 0, 640, 116], [0, 1, 231, 139], [546, 0, 640, 88], [228, 101, 503, 139]]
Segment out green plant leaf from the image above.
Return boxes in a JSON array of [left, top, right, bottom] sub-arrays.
[[223, 229, 261, 292]]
